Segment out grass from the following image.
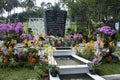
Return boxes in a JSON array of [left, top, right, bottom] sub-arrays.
[[96, 62, 120, 75], [1, 63, 120, 79], [0, 68, 37, 79]]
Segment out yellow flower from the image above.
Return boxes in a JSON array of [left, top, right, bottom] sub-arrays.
[[34, 40, 39, 47], [23, 39, 28, 47], [28, 40, 31, 46], [8, 46, 13, 52], [109, 41, 115, 46], [82, 39, 86, 43], [44, 46, 56, 55]]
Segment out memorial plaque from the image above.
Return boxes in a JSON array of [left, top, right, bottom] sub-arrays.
[[44, 10, 67, 37]]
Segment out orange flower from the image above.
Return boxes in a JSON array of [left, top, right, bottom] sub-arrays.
[[3, 56, 8, 63], [31, 58, 36, 63], [105, 56, 112, 61], [74, 44, 78, 52], [89, 40, 94, 49], [28, 56, 32, 62], [28, 56, 36, 63]]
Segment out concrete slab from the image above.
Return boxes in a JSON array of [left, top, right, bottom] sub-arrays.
[[103, 74, 120, 80]]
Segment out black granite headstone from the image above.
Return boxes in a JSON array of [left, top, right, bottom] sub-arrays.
[[44, 10, 67, 37]]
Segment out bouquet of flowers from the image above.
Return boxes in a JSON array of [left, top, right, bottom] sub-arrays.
[[98, 26, 116, 48]]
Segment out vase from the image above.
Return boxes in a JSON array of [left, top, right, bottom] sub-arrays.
[[50, 69, 58, 77], [97, 34, 101, 41], [116, 41, 120, 47]]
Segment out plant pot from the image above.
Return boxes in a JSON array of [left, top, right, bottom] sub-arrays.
[[50, 69, 58, 77], [89, 69, 96, 74]]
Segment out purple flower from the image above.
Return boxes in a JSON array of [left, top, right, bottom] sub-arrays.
[[67, 37, 74, 41], [29, 52, 33, 57], [20, 34, 32, 40], [9, 24, 15, 31], [98, 26, 116, 36], [18, 52, 23, 58], [16, 22, 23, 29], [40, 55, 45, 60], [15, 22, 23, 33], [73, 34, 83, 40], [92, 57, 99, 65], [40, 55, 48, 63], [3, 49, 9, 56], [110, 30, 116, 36], [100, 51, 107, 56], [0, 24, 9, 32], [15, 27, 20, 33]]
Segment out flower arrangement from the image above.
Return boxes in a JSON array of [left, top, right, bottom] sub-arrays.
[[44, 45, 56, 56], [0, 22, 24, 46], [48, 34, 83, 47], [0, 22, 23, 39], [98, 26, 116, 36], [98, 26, 116, 48], [20, 33, 32, 40], [70, 34, 83, 45], [80, 40, 96, 60], [79, 39, 116, 65]]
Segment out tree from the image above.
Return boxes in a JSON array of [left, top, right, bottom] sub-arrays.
[[41, 2, 46, 9], [23, 0, 36, 10], [11, 0, 21, 14], [60, 0, 95, 33], [46, 2, 52, 9], [4, 0, 13, 17], [3, 0, 20, 18], [51, 2, 61, 10], [20, 1, 27, 11], [0, 0, 4, 16]]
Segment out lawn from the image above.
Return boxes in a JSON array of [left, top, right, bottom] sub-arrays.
[[0, 63, 120, 79], [95, 49, 120, 75], [0, 68, 37, 79], [96, 62, 120, 75]]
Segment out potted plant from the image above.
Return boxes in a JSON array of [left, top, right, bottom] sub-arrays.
[[50, 65, 59, 77]]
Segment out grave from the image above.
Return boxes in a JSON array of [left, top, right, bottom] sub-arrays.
[[49, 47, 105, 80], [54, 56, 85, 65], [44, 10, 67, 37]]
